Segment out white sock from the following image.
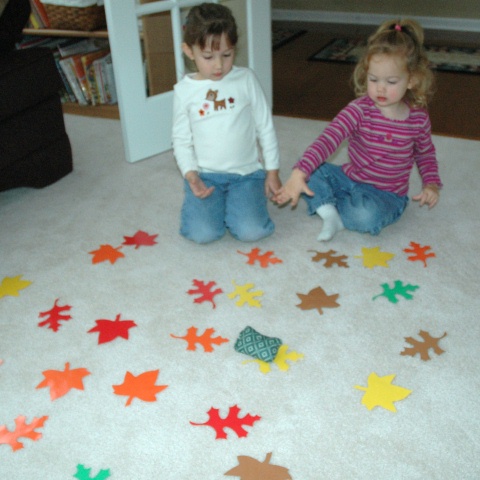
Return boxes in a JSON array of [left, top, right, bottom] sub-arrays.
[[316, 204, 344, 241]]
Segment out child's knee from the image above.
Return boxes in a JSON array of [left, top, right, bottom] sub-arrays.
[[180, 225, 225, 244], [230, 221, 274, 242]]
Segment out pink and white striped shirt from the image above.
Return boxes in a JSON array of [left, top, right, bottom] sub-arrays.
[[295, 96, 442, 196]]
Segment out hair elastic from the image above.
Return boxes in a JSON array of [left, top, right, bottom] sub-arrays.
[[394, 24, 402, 31]]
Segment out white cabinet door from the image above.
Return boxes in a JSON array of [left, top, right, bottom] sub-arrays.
[[104, 0, 272, 163]]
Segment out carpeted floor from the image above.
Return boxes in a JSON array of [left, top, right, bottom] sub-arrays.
[[1, 114, 480, 479]]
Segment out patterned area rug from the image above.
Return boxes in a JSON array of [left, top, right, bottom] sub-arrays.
[[309, 38, 480, 74], [272, 27, 306, 50]]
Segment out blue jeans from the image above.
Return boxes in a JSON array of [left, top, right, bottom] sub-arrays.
[[180, 170, 274, 244], [304, 164, 408, 235]]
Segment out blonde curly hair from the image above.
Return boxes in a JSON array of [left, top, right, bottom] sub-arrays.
[[352, 19, 435, 108]]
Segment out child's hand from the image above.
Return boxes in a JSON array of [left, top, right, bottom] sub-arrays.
[[412, 184, 440, 209], [185, 171, 214, 199], [265, 169, 282, 200], [273, 168, 313, 207]]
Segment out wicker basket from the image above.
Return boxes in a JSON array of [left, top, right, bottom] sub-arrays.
[[43, 3, 107, 31]]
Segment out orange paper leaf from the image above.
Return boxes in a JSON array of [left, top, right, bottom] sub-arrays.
[[0, 416, 48, 451], [36, 362, 91, 400], [171, 326, 229, 352], [89, 244, 125, 264], [237, 248, 283, 268], [113, 370, 168, 406]]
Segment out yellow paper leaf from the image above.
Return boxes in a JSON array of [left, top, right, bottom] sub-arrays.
[[0, 275, 32, 299], [355, 246, 395, 268], [227, 281, 263, 308], [242, 345, 304, 374], [354, 372, 412, 412]]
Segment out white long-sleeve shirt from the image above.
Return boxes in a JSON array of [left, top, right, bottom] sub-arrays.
[[172, 66, 279, 177]]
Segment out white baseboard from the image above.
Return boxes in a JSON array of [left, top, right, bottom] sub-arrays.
[[272, 9, 480, 33]]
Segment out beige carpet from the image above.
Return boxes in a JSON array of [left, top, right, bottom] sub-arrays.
[[1, 114, 479, 479]]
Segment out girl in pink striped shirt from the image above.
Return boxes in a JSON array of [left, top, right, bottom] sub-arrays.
[[274, 19, 442, 241]]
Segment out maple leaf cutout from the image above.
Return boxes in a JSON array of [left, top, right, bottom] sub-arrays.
[[309, 249, 349, 268], [36, 362, 91, 401], [187, 279, 223, 308], [190, 404, 261, 439], [88, 313, 137, 344], [74, 464, 111, 480], [401, 330, 447, 361], [403, 241, 436, 267], [113, 369, 168, 406], [89, 244, 125, 264], [38, 298, 72, 331], [0, 275, 32, 299], [225, 452, 292, 479], [354, 372, 412, 412], [355, 246, 395, 268], [122, 230, 158, 249], [0, 415, 48, 451], [296, 286, 340, 315], [244, 344, 304, 374], [237, 248, 283, 268], [227, 281, 263, 307], [171, 326, 229, 352], [373, 280, 419, 303]]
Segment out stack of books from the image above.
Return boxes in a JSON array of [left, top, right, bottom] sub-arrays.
[[27, 0, 51, 29]]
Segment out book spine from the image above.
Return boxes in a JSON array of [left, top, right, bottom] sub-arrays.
[[59, 58, 88, 105]]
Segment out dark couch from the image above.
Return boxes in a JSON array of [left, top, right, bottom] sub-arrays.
[[0, 0, 73, 192]]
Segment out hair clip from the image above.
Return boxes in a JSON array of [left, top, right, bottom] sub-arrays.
[[394, 24, 402, 32]]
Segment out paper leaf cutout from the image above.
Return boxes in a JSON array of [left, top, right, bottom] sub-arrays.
[[296, 286, 339, 314], [372, 280, 419, 303], [88, 313, 137, 344], [225, 452, 292, 479], [0, 275, 32, 299], [237, 248, 283, 268], [36, 362, 91, 401], [354, 373, 412, 412], [0, 416, 48, 451], [122, 230, 158, 249], [113, 370, 168, 406], [38, 299, 72, 332], [74, 464, 111, 480], [355, 246, 395, 268], [227, 281, 263, 308], [401, 330, 447, 360], [89, 244, 125, 264], [190, 404, 261, 439], [309, 249, 349, 268], [243, 345, 304, 374], [170, 326, 229, 352], [403, 241, 436, 267], [187, 279, 223, 308]]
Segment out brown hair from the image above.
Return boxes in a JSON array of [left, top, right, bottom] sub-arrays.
[[183, 2, 238, 50], [352, 19, 435, 108]]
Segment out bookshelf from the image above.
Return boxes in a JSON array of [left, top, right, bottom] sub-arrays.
[[22, 27, 120, 119]]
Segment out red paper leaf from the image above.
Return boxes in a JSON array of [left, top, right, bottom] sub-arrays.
[[0, 416, 48, 451], [89, 244, 125, 264], [187, 279, 223, 308], [237, 248, 283, 268], [190, 404, 261, 439], [38, 299, 72, 332], [88, 314, 137, 344], [122, 230, 158, 249], [36, 362, 91, 400], [113, 370, 168, 406], [171, 326, 229, 352]]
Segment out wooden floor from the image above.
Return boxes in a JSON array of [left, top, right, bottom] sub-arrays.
[[272, 22, 480, 140]]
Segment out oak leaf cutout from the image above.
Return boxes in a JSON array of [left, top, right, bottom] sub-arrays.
[[354, 372, 412, 412], [38, 298, 72, 332], [355, 246, 395, 268], [170, 326, 229, 352], [190, 404, 261, 439], [228, 281, 263, 308], [88, 313, 137, 344], [225, 452, 292, 479], [309, 249, 349, 268], [187, 279, 223, 308], [89, 244, 125, 264], [296, 286, 339, 314], [373, 280, 419, 303], [122, 230, 158, 249], [401, 330, 447, 361], [0, 275, 32, 299], [237, 248, 283, 268], [403, 241, 436, 267], [0, 415, 48, 451], [243, 344, 304, 374], [74, 464, 111, 480], [113, 369, 168, 406], [36, 362, 91, 401]]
